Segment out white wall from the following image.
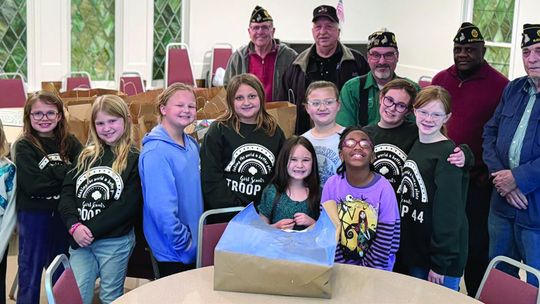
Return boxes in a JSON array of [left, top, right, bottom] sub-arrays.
[[187, 0, 466, 82], [509, 0, 538, 79], [24, 0, 539, 91]]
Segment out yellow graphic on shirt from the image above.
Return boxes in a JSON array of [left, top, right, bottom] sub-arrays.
[[338, 195, 378, 259]]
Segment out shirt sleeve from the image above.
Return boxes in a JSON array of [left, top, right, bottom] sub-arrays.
[[482, 86, 508, 173], [139, 147, 193, 253], [336, 79, 359, 127], [430, 157, 467, 275], [257, 185, 275, 219], [363, 180, 400, 271], [200, 123, 242, 209]]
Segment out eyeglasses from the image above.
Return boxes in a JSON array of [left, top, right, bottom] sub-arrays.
[[368, 51, 397, 61], [306, 99, 337, 108], [249, 25, 272, 32], [415, 109, 447, 121], [382, 96, 408, 113], [342, 138, 372, 149], [30, 111, 59, 120]]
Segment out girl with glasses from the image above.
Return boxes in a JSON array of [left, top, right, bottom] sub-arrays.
[[398, 86, 469, 291], [14, 91, 82, 303], [321, 126, 400, 270]]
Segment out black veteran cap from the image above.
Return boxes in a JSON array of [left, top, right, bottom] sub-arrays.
[[454, 22, 484, 44], [367, 30, 398, 50], [522, 24, 540, 48], [312, 5, 339, 23], [250, 6, 272, 23]]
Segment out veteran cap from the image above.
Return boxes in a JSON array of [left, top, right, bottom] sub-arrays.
[[522, 24, 540, 48], [454, 22, 484, 44], [312, 5, 339, 23], [367, 29, 398, 50], [250, 5, 273, 23]]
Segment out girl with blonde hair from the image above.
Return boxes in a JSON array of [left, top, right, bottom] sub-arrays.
[[59, 95, 142, 303]]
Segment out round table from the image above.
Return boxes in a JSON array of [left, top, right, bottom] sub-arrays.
[[114, 264, 481, 303]]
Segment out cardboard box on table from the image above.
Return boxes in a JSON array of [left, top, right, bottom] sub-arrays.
[[214, 204, 337, 298]]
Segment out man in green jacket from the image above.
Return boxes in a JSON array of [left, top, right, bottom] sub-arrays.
[[336, 29, 419, 127]]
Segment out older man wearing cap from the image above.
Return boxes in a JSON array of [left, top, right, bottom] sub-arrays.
[[432, 22, 509, 296], [483, 23, 540, 287], [224, 5, 297, 101], [336, 29, 418, 127], [279, 4, 369, 135]]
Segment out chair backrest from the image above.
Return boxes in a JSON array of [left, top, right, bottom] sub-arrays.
[[120, 71, 145, 96], [208, 43, 233, 86], [418, 75, 432, 88], [0, 73, 27, 108], [65, 71, 92, 91], [476, 255, 540, 304], [165, 42, 195, 87], [45, 254, 83, 304], [196, 206, 244, 268]]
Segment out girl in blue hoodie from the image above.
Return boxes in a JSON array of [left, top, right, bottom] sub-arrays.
[[139, 83, 203, 278]]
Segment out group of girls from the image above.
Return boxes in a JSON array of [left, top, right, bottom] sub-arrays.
[[2, 71, 471, 304]]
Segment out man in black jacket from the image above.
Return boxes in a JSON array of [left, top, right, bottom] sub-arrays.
[[278, 4, 369, 135]]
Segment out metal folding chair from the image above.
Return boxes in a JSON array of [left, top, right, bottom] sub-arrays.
[[196, 206, 244, 268]]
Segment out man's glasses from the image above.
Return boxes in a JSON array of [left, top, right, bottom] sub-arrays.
[[368, 51, 397, 61], [306, 99, 337, 108], [249, 25, 272, 32], [342, 139, 372, 149], [382, 96, 408, 113], [30, 111, 59, 120], [415, 109, 447, 121]]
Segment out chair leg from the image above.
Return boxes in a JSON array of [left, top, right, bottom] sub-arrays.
[[8, 271, 17, 300]]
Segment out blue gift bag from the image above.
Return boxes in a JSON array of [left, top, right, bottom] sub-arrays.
[[214, 203, 337, 298]]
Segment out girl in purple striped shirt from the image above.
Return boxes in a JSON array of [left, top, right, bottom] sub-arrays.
[[321, 126, 400, 270]]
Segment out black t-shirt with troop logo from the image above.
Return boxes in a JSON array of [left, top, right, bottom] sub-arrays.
[[58, 145, 142, 246], [363, 121, 418, 192], [201, 121, 285, 210]]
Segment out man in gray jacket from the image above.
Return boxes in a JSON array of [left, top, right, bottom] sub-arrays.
[[223, 5, 297, 101]]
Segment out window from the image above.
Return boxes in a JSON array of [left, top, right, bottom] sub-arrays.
[[0, 0, 27, 77], [71, 0, 115, 80], [153, 0, 182, 81], [473, 0, 514, 76]]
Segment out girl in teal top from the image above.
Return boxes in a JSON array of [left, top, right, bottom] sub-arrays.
[[258, 136, 320, 230]]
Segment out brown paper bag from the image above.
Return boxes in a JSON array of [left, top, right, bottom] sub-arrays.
[[196, 88, 227, 120], [66, 103, 92, 144], [266, 101, 296, 138], [193, 87, 224, 110], [60, 89, 127, 106], [127, 90, 161, 148]]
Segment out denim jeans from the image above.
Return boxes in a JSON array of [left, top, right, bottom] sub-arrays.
[[409, 266, 461, 291], [70, 229, 135, 304], [488, 211, 540, 287]]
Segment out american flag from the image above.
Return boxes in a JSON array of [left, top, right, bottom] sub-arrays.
[[337, 0, 345, 23]]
